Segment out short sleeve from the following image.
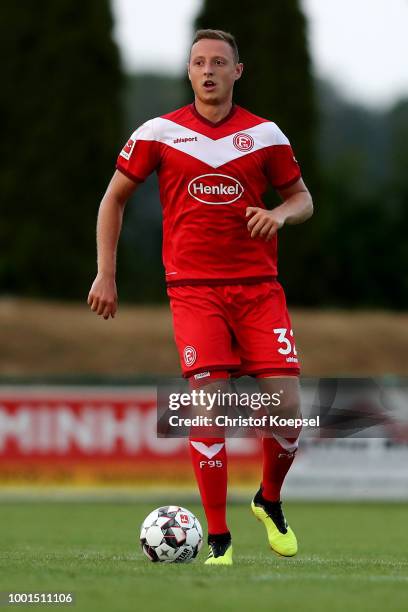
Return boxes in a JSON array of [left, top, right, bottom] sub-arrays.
[[116, 119, 160, 182], [265, 124, 301, 190]]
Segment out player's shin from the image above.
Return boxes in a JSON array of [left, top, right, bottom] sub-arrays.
[[261, 432, 300, 502], [256, 375, 302, 502], [188, 371, 230, 537], [189, 435, 228, 534]]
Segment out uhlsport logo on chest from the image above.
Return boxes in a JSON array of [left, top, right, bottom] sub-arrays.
[[188, 173, 244, 205]]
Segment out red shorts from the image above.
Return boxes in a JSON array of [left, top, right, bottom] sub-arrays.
[[167, 281, 300, 378]]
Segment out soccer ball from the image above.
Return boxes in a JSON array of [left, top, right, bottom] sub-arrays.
[[140, 505, 203, 563]]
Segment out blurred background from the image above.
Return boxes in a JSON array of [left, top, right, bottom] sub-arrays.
[[0, 0, 407, 498]]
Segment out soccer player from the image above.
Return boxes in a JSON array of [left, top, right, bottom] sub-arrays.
[[88, 29, 313, 565]]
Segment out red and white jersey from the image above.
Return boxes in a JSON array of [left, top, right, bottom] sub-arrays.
[[116, 103, 301, 286]]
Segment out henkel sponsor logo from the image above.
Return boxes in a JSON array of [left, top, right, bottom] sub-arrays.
[[188, 174, 244, 205]]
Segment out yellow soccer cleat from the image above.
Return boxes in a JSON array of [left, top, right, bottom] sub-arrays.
[[204, 534, 233, 565], [251, 488, 298, 557]]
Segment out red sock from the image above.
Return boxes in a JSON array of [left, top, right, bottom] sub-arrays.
[[189, 437, 228, 534], [262, 434, 299, 502]]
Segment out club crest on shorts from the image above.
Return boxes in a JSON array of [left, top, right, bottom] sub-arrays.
[[183, 345, 197, 367]]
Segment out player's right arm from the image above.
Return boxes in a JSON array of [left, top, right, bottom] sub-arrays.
[[87, 170, 140, 320], [88, 119, 160, 318]]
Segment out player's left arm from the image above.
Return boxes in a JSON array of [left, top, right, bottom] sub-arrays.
[[246, 178, 313, 241]]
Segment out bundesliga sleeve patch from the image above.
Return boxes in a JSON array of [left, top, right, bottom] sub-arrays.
[[120, 138, 136, 160]]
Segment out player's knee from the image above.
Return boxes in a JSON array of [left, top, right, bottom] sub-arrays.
[[256, 375, 301, 418]]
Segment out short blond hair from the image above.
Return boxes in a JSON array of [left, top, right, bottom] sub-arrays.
[[191, 29, 239, 63]]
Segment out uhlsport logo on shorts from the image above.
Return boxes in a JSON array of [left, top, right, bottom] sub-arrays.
[[188, 174, 244, 205], [183, 345, 197, 367], [233, 132, 254, 151]]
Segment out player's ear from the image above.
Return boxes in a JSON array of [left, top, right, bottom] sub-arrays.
[[235, 63, 244, 81], [187, 62, 191, 81]]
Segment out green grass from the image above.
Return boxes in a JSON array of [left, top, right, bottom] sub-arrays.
[[0, 501, 407, 612]]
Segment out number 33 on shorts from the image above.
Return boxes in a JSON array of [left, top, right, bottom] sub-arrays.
[[273, 328, 298, 358]]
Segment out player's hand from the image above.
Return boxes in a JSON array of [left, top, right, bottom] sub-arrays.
[[87, 273, 118, 320], [246, 207, 286, 241]]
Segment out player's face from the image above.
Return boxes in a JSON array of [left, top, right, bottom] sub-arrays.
[[188, 39, 243, 105]]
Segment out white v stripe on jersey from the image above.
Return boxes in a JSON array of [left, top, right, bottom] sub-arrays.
[[190, 441, 225, 459], [129, 118, 290, 169]]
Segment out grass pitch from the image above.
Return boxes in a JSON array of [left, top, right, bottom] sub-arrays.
[[0, 501, 407, 612]]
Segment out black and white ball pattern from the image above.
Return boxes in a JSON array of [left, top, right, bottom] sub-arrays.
[[140, 505, 203, 563]]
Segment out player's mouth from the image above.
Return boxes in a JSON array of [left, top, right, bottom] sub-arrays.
[[203, 80, 216, 91]]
